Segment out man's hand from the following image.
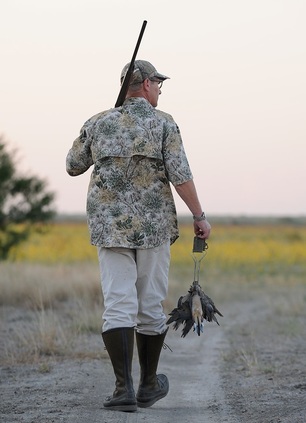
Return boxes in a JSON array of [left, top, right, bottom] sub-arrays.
[[194, 219, 211, 239]]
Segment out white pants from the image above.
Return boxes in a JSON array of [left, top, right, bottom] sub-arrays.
[[97, 241, 170, 335]]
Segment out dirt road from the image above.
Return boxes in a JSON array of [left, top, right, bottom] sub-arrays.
[[1, 325, 235, 423], [1, 282, 306, 422]]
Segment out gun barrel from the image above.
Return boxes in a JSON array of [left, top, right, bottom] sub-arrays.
[[115, 20, 147, 107]]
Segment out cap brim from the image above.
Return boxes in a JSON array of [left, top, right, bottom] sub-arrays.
[[155, 72, 170, 81]]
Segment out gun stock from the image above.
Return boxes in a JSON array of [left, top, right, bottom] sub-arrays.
[[115, 20, 147, 107]]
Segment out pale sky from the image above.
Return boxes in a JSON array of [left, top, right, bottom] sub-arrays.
[[1, 0, 305, 216]]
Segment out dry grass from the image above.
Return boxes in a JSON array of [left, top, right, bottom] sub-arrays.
[[1, 220, 305, 365], [0, 262, 101, 308], [0, 262, 104, 365]]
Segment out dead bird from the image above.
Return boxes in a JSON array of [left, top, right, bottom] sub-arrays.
[[191, 286, 204, 335], [167, 281, 223, 338]]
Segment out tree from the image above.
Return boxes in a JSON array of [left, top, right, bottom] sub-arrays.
[[0, 136, 56, 260]]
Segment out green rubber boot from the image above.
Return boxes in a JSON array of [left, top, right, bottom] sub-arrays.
[[136, 330, 169, 408], [102, 327, 137, 412]]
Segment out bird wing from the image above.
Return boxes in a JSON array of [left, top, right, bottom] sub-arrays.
[[200, 290, 223, 325], [166, 301, 191, 326], [167, 294, 192, 326], [181, 319, 194, 338], [167, 293, 196, 337], [178, 293, 190, 307]]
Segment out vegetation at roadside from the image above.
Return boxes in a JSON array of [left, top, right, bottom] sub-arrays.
[[0, 136, 56, 260], [7, 218, 306, 278], [1, 217, 305, 365]]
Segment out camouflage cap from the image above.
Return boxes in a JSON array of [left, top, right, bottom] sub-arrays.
[[120, 60, 170, 85]]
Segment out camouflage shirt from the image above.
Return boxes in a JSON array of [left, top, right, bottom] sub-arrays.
[[66, 97, 193, 248]]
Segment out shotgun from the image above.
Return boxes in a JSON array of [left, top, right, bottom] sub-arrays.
[[115, 20, 147, 107]]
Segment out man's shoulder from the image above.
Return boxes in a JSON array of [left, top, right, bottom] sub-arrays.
[[155, 109, 174, 122], [86, 108, 119, 124], [155, 109, 180, 133]]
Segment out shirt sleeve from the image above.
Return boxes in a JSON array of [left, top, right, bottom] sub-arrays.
[[162, 117, 193, 186], [66, 119, 94, 176]]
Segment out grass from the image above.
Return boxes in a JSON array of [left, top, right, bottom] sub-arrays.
[[0, 260, 104, 365], [1, 218, 306, 365], [0, 262, 101, 308], [7, 220, 306, 272]]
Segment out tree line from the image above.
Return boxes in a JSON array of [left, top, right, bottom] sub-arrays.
[[0, 136, 56, 260]]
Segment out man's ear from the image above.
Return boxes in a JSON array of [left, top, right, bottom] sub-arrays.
[[142, 78, 150, 92]]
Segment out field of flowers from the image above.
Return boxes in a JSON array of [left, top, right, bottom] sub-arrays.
[[8, 218, 306, 277], [1, 217, 305, 365]]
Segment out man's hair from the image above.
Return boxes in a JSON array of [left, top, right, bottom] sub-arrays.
[[128, 82, 143, 93]]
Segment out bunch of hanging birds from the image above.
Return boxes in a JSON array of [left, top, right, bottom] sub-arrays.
[[166, 238, 223, 338]]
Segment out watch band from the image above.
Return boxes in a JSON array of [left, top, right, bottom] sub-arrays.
[[193, 212, 206, 221]]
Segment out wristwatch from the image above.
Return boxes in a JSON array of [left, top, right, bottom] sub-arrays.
[[193, 212, 206, 221]]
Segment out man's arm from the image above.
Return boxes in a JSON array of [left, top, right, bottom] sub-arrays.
[[66, 134, 94, 176], [174, 180, 211, 239]]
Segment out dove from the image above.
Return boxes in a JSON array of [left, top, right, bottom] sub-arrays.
[[191, 287, 204, 335], [166, 281, 223, 337], [167, 237, 223, 337]]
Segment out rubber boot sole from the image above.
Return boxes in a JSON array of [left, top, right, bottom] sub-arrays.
[[136, 374, 169, 408], [104, 403, 137, 412]]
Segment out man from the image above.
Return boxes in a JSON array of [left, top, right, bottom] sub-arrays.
[[66, 60, 211, 412]]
